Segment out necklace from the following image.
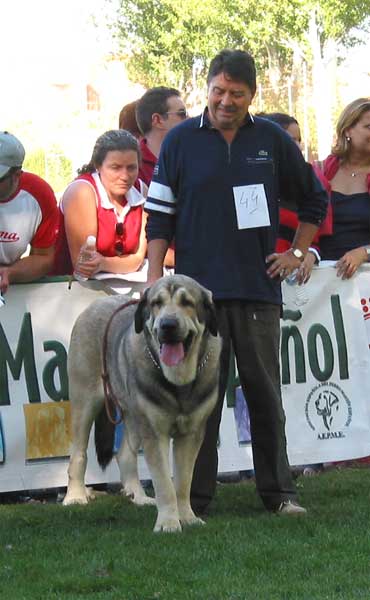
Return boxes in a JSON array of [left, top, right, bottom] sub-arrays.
[[343, 163, 370, 178]]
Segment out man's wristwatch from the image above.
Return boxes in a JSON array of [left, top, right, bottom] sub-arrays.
[[365, 247, 370, 262], [290, 248, 305, 262]]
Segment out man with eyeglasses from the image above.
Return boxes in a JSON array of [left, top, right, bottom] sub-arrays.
[[136, 86, 188, 187], [145, 49, 328, 519], [0, 131, 58, 294]]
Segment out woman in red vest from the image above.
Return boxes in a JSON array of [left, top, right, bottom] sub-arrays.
[[53, 129, 147, 277]]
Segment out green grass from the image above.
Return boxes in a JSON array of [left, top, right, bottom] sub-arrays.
[[1, 468, 370, 599]]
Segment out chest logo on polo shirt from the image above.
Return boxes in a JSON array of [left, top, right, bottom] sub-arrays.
[[258, 150, 268, 157], [0, 231, 20, 242]]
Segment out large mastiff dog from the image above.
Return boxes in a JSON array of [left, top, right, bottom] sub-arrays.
[[63, 275, 221, 532]]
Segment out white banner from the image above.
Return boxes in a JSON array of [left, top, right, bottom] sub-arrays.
[[1, 267, 370, 492]]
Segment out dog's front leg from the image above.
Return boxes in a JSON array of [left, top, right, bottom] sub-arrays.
[[142, 435, 181, 533], [173, 428, 206, 527], [116, 426, 155, 506]]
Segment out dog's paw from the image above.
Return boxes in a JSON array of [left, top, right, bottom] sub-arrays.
[[122, 486, 156, 506], [180, 514, 206, 527], [63, 486, 95, 506], [63, 494, 89, 506], [154, 516, 182, 533], [132, 494, 156, 506]]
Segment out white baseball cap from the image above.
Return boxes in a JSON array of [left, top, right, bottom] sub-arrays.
[[0, 132, 25, 178]]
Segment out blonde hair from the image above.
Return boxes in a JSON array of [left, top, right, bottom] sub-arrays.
[[332, 97, 370, 158]]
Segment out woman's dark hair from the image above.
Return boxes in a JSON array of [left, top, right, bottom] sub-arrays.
[[260, 112, 299, 129], [78, 129, 141, 174], [207, 49, 256, 95]]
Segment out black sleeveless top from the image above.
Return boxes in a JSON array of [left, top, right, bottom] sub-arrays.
[[320, 191, 370, 260]]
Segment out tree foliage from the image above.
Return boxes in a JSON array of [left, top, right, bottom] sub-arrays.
[[113, 0, 369, 91]]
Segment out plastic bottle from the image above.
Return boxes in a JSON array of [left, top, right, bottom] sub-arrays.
[[285, 268, 298, 285], [73, 235, 97, 282]]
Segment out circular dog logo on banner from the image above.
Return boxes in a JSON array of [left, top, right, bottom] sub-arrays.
[[305, 382, 352, 437]]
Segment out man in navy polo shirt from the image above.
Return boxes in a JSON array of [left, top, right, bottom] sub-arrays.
[[145, 49, 328, 517]]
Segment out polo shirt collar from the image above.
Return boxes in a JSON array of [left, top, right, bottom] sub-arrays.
[[92, 171, 145, 209], [199, 108, 255, 129], [140, 138, 157, 165]]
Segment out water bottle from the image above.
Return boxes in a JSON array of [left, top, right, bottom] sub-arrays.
[[285, 268, 298, 285], [73, 235, 97, 282]]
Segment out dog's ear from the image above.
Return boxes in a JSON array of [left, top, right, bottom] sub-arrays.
[[202, 289, 218, 337], [134, 288, 150, 333]]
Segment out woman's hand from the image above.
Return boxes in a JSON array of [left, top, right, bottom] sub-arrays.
[[75, 250, 104, 278], [335, 247, 367, 279], [296, 251, 317, 285]]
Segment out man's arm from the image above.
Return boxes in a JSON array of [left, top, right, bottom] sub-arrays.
[[266, 133, 328, 281], [0, 246, 55, 293], [147, 239, 170, 284]]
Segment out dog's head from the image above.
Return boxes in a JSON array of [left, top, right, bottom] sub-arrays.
[[134, 275, 218, 385]]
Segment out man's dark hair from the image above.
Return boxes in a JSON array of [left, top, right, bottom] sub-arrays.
[[136, 86, 181, 136], [207, 49, 256, 95]]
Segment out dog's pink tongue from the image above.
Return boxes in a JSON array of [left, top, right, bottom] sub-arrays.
[[160, 342, 185, 366]]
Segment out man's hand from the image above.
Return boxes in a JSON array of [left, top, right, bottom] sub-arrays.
[[0, 267, 10, 293], [296, 251, 317, 285], [266, 250, 302, 281]]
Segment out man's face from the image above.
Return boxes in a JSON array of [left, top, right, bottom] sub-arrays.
[[0, 170, 21, 202], [207, 72, 255, 132], [162, 95, 188, 132]]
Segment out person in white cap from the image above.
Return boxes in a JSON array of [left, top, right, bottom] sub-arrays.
[[0, 131, 58, 294]]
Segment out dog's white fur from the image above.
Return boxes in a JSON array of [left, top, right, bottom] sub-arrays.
[[63, 275, 221, 532]]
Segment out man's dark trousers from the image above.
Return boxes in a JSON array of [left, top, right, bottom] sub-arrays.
[[190, 299, 297, 513]]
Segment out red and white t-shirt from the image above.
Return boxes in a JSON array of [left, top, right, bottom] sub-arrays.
[[0, 171, 58, 266]]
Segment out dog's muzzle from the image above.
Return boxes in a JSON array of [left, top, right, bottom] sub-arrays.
[[157, 317, 193, 367]]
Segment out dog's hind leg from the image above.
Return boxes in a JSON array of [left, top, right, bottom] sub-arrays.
[[63, 402, 98, 506], [173, 428, 206, 527], [116, 425, 156, 506]]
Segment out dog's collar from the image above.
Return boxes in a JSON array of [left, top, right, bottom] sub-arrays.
[[146, 346, 161, 370], [145, 346, 212, 372]]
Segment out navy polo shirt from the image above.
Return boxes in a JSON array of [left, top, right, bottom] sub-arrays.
[[145, 111, 328, 303]]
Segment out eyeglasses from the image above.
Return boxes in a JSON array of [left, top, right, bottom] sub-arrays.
[[164, 109, 188, 120], [115, 222, 125, 255]]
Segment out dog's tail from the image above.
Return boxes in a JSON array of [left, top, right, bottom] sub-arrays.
[[94, 407, 115, 469]]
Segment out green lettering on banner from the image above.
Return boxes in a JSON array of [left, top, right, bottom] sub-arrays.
[[307, 324, 334, 381], [281, 325, 306, 385], [42, 341, 69, 401], [331, 294, 349, 380], [0, 313, 40, 405]]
